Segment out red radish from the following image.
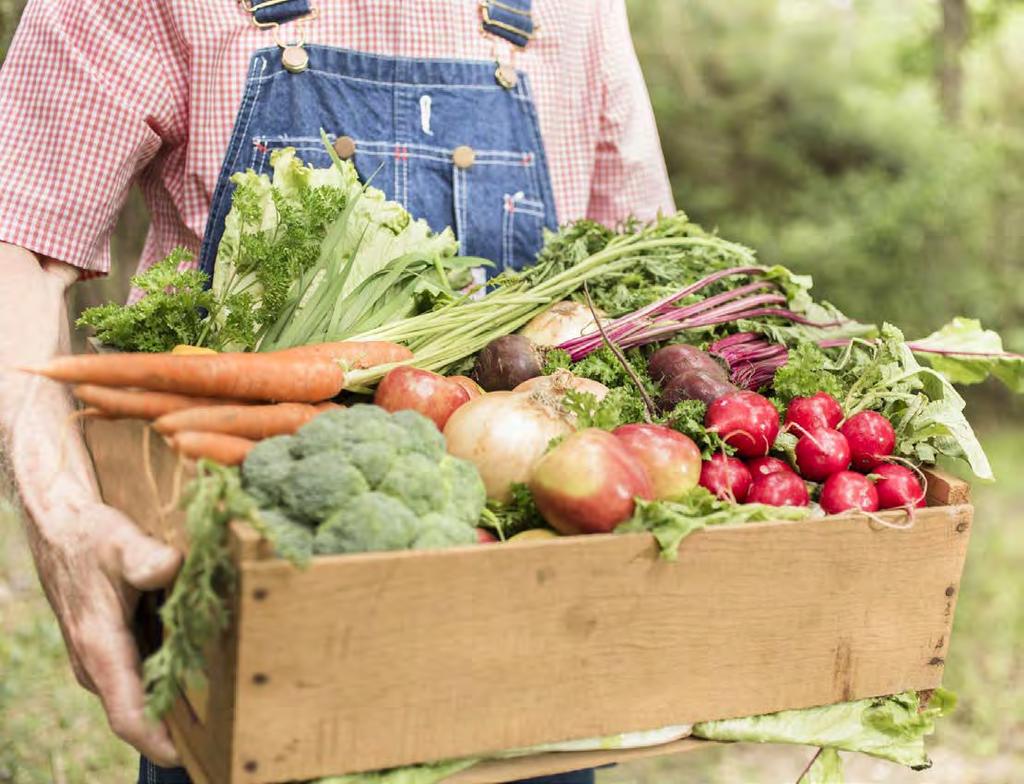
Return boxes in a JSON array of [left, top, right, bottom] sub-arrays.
[[704, 391, 780, 458], [785, 392, 843, 435], [794, 427, 851, 482], [747, 471, 809, 507], [840, 411, 896, 471], [820, 471, 880, 515], [450, 375, 485, 400], [873, 464, 926, 510], [529, 429, 654, 535], [747, 456, 793, 480], [476, 528, 499, 543], [613, 424, 702, 501], [699, 454, 753, 503], [375, 367, 470, 430]]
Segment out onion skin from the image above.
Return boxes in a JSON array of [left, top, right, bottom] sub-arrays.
[[520, 301, 602, 348], [514, 371, 609, 400], [443, 391, 574, 503], [472, 335, 544, 391], [529, 429, 653, 535]]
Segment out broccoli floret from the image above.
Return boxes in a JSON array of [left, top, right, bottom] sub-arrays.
[[242, 405, 488, 557], [376, 452, 449, 517], [256, 508, 314, 563], [280, 453, 369, 523], [411, 513, 478, 550], [314, 492, 419, 554], [390, 409, 446, 460], [241, 435, 298, 506], [293, 405, 402, 457], [439, 456, 487, 526]]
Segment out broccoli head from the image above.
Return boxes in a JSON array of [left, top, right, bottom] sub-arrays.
[[241, 435, 297, 507], [256, 508, 314, 563], [314, 492, 419, 554], [240, 404, 487, 556]]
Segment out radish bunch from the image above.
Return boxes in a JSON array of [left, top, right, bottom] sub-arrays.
[[698, 389, 926, 514]]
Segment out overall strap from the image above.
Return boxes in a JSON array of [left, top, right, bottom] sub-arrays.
[[479, 0, 535, 49], [240, 0, 312, 26]]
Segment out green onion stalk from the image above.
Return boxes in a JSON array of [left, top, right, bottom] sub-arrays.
[[344, 233, 757, 390]]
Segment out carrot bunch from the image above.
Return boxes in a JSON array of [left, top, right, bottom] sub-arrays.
[[28, 341, 410, 464]]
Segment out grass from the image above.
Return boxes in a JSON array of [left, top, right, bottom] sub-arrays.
[[1, 427, 1021, 783]]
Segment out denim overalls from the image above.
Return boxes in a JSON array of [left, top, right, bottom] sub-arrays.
[[197, 0, 559, 282], [143, 3, 592, 783]]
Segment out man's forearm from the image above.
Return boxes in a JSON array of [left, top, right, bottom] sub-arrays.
[[0, 243, 101, 532]]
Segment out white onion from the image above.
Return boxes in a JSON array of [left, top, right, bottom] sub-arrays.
[[443, 391, 575, 502], [519, 301, 603, 348], [514, 370, 609, 400]]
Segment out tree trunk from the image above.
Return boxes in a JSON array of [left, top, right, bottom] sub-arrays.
[[937, 0, 970, 123]]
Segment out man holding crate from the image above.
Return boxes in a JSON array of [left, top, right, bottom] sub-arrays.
[[0, 1, 673, 781]]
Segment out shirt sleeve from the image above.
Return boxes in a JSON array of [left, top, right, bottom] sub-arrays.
[[586, 0, 675, 225], [0, 1, 187, 275]]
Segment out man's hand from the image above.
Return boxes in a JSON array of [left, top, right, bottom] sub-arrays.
[[26, 500, 182, 764], [0, 243, 182, 765]]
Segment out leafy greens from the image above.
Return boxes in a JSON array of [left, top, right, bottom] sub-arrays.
[[693, 689, 956, 770]]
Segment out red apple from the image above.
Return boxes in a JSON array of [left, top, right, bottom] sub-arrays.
[[449, 375, 485, 400], [613, 423, 701, 500], [529, 429, 654, 535], [374, 367, 470, 430]]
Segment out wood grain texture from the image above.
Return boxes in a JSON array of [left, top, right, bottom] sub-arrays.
[[228, 506, 971, 783], [922, 468, 971, 506], [83, 417, 193, 550], [167, 602, 243, 784], [445, 738, 711, 783]]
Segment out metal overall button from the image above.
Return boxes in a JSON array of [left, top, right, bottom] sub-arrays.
[[333, 135, 356, 159], [453, 146, 477, 170]]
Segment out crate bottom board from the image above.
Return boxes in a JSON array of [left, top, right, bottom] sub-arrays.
[[171, 721, 712, 784], [83, 417, 972, 783]]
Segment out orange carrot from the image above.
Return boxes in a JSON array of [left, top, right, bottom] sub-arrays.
[[26, 353, 345, 403], [168, 431, 256, 466], [315, 401, 344, 411], [272, 341, 412, 368], [73, 385, 247, 420], [154, 403, 321, 440]]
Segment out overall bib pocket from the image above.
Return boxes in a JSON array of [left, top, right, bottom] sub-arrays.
[[200, 47, 559, 280]]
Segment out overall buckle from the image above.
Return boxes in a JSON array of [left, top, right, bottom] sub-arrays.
[[479, 0, 536, 48], [239, 0, 319, 30]]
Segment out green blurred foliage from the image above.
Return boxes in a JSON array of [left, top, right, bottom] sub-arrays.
[[629, 0, 1024, 350]]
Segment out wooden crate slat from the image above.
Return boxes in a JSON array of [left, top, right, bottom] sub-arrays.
[[229, 506, 970, 782]]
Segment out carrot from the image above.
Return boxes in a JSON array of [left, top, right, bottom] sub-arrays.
[[26, 353, 345, 403], [73, 385, 247, 420], [315, 401, 344, 411], [272, 341, 412, 368], [168, 431, 256, 466], [154, 403, 321, 440]]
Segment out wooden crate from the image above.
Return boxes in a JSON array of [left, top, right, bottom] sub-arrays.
[[84, 417, 972, 784]]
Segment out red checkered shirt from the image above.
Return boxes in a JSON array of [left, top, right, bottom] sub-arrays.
[[0, 1, 674, 281]]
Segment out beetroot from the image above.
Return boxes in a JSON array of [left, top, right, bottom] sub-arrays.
[[794, 428, 851, 482], [704, 391, 780, 458], [820, 471, 880, 515], [840, 411, 896, 471], [785, 392, 844, 435], [747, 471, 809, 507], [699, 454, 753, 503], [747, 456, 793, 480], [873, 464, 926, 510]]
